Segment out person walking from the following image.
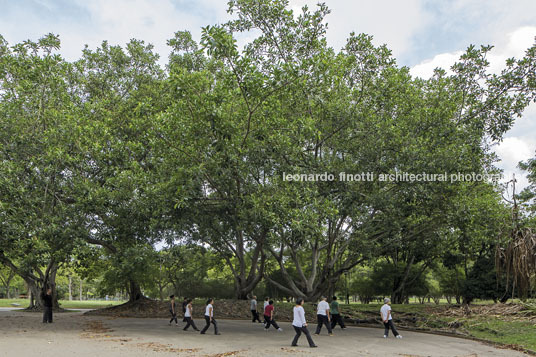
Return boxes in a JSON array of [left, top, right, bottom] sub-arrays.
[[330, 296, 346, 329], [263, 300, 283, 332], [381, 298, 402, 339], [41, 288, 53, 323], [200, 298, 220, 335], [315, 296, 333, 336], [250, 295, 261, 323], [182, 297, 188, 322], [291, 298, 317, 348], [263, 297, 270, 325], [169, 295, 178, 325], [183, 299, 199, 331]]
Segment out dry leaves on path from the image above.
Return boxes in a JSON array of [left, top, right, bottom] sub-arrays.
[[136, 342, 200, 354]]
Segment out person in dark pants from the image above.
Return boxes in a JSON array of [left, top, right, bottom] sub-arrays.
[[330, 296, 346, 329], [250, 295, 261, 323], [291, 298, 317, 348], [183, 299, 199, 331], [314, 296, 333, 336], [200, 298, 220, 335], [169, 295, 178, 325], [381, 298, 402, 338], [262, 297, 270, 325], [263, 300, 283, 332], [42, 288, 53, 323], [182, 297, 188, 322]]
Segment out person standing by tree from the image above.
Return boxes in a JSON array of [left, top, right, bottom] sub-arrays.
[[264, 300, 283, 332], [330, 296, 346, 330], [200, 298, 220, 335], [182, 297, 188, 322], [41, 288, 53, 323], [314, 296, 332, 336], [250, 295, 261, 323], [291, 298, 317, 348], [381, 298, 402, 339], [183, 299, 199, 331], [169, 295, 178, 325]]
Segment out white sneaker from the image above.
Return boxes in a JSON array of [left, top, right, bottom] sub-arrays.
[[396, 335, 403, 339], [278, 328, 283, 332], [383, 335, 387, 338]]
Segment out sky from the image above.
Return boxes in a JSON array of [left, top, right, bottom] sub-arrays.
[[1, 0, 535, 192]]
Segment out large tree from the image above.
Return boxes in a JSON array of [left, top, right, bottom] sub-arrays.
[[70, 39, 166, 301], [0, 34, 81, 309]]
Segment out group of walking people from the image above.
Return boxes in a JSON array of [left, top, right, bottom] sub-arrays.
[[169, 295, 220, 334], [169, 294, 402, 348]]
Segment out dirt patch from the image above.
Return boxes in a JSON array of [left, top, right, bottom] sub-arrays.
[[136, 342, 201, 354], [201, 351, 244, 357], [80, 319, 116, 339], [280, 347, 311, 354]]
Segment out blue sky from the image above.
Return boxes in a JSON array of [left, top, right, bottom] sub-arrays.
[[1, 0, 535, 191]]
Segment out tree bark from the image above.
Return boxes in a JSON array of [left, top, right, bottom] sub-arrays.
[[68, 275, 72, 301], [0, 270, 15, 299], [0, 253, 59, 310], [128, 279, 144, 301]]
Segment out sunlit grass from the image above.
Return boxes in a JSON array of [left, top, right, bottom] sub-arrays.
[[0, 298, 126, 309]]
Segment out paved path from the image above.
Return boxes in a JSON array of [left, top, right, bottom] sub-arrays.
[[0, 310, 525, 357]]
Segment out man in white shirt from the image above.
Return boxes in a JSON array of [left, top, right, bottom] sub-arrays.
[[381, 298, 402, 338], [314, 296, 333, 335]]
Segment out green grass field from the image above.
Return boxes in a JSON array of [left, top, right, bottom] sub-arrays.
[[333, 301, 536, 352], [0, 298, 126, 309]]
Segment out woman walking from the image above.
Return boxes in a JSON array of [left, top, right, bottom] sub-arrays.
[[263, 297, 270, 325], [291, 298, 317, 348], [183, 299, 199, 331], [168, 295, 178, 325], [200, 298, 220, 335], [330, 296, 346, 329], [263, 300, 283, 332]]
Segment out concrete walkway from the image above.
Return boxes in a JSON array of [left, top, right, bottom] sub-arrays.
[[0, 310, 526, 357]]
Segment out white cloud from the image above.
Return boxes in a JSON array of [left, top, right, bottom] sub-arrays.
[[409, 51, 463, 78], [1, 0, 231, 63], [409, 26, 536, 191], [410, 26, 536, 78], [494, 136, 536, 190], [289, 0, 428, 58], [432, 0, 536, 46]]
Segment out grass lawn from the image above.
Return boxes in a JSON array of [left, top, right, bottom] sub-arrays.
[[462, 318, 536, 351], [332, 301, 536, 352], [0, 298, 126, 309]]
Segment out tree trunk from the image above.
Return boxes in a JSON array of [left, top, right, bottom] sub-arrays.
[[25, 274, 59, 310], [68, 275, 72, 301], [79, 279, 83, 301], [128, 280, 144, 301], [158, 283, 164, 301], [0, 269, 15, 299]]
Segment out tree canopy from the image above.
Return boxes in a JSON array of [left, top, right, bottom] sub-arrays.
[[1, 0, 536, 305]]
